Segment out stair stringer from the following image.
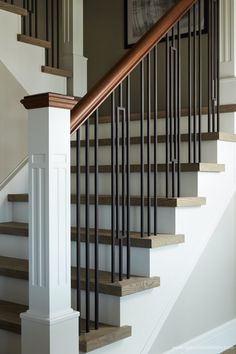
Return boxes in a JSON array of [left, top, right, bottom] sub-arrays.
[[88, 140, 236, 354], [0, 9, 67, 95]]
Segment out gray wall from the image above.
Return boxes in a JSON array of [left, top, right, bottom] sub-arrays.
[[84, 0, 209, 113]]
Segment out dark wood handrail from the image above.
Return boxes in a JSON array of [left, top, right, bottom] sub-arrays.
[[71, 0, 197, 134]]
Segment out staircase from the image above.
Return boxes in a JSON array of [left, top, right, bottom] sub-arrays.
[[0, 0, 236, 354]]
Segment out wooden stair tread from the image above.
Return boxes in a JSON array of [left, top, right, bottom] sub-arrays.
[[71, 132, 236, 148], [221, 346, 236, 354], [41, 65, 73, 78], [17, 34, 51, 48], [0, 256, 160, 296], [71, 163, 225, 174], [0, 222, 185, 249], [82, 104, 236, 125], [79, 320, 131, 352], [0, 1, 28, 16], [0, 300, 131, 352], [7, 194, 206, 207]]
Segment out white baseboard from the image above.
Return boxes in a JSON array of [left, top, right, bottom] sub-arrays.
[[164, 319, 236, 354]]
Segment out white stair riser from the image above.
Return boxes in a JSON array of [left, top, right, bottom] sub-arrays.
[[0, 330, 21, 354], [71, 140, 218, 165], [11, 202, 177, 233], [0, 234, 150, 276], [71, 171, 198, 196], [0, 235, 28, 260], [0, 276, 121, 326], [75, 113, 236, 140], [72, 241, 151, 277]]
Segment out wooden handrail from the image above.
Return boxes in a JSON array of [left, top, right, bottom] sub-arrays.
[[71, 0, 197, 134]]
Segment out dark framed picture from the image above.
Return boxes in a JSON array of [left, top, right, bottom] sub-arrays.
[[125, 0, 208, 48]]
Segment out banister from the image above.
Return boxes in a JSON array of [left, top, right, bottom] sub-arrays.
[[71, 0, 197, 134]]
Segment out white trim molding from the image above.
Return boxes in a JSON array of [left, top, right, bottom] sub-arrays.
[[163, 319, 236, 354]]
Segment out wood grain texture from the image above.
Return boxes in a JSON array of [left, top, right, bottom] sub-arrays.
[[71, 132, 236, 148], [70, 0, 197, 133], [17, 34, 51, 48], [41, 65, 73, 78], [0, 1, 27, 16], [71, 163, 225, 174], [222, 346, 236, 354], [7, 193, 206, 207], [79, 321, 131, 352], [21, 92, 78, 110], [0, 222, 185, 249], [0, 256, 160, 296], [0, 300, 131, 352]]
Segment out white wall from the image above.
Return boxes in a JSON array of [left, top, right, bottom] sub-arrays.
[[149, 196, 236, 353]]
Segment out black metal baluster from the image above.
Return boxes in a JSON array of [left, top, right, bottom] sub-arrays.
[[126, 76, 130, 279], [111, 93, 115, 283], [119, 85, 124, 282], [34, 0, 38, 38], [154, 45, 158, 233], [212, 0, 216, 132], [94, 110, 99, 330], [116, 97, 122, 280], [28, 0, 32, 37], [193, 4, 197, 163], [76, 130, 81, 335], [177, 21, 181, 197], [169, 44, 173, 193], [140, 60, 145, 236], [85, 120, 90, 333], [198, 0, 202, 162], [188, 10, 192, 163], [22, 0, 26, 34], [166, 32, 170, 197], [147, 53, 151, 236], [51, 0, 54, 67], [208, 0, 212, 132], [46, 0, 49, 66], [216, 0, 220, 132], [56, 0, 60, 68]]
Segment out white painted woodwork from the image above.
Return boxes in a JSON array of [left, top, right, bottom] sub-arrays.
[[60, 0, 87, 96], [0, 10, 66, 95], [21, 106, 79, 354]]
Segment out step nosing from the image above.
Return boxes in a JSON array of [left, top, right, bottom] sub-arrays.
[[0, 256, 160, 296], [0, 223, 185, 249], [7, 194, 206, 207]]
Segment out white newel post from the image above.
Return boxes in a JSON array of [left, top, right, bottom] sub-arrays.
[[20, 93, 79, 354], [220, 0, 236, 104]]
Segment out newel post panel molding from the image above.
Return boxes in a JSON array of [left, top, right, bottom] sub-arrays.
[[220, 0, 236, 103], [20, 93, 79, 354]]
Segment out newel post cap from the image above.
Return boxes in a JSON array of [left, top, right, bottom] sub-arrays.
[[21, 92, 79, 110]]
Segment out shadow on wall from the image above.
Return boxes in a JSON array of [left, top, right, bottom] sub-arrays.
[[149, 194, 236, 354]]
